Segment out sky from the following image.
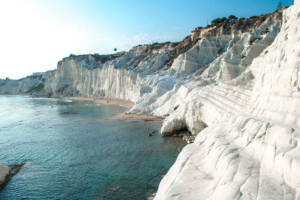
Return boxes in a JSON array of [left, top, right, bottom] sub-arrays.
[[0, 0, 294, 79]]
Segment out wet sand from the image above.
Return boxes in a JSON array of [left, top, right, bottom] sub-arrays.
[[111, 113, 164, 122], [64, 97, 135, 108], [64, 97, 164, 122]]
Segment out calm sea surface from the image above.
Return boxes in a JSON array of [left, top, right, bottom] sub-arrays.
[[0, 96, 184, 200]]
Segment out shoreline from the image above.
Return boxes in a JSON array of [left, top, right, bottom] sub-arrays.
[[0, 94, 30, 97], [0, 95, 164, 122], [64, 97, 164, 122], [64, 97, 135, 108], [110, 113, 164, 122]]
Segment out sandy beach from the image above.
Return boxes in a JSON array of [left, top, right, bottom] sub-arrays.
[[111, 113, 164, 122], [64, 97, 135, 108], [64, 97, 164, 122]]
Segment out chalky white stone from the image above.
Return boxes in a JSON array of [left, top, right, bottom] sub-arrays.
[[154, 1, 300, 199]]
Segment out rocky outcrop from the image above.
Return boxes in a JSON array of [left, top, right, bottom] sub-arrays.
[[154, 1, 300, 199], [0, 166, 10, 188], [0, 163, 25, 190], [0, 71, 54, 95], [39, 44, 177, 100], [170, 10, 282, 78]]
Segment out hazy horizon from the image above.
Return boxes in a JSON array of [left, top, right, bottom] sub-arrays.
[[0, 0, 293, 79]]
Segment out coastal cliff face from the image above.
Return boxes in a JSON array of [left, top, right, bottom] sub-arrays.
[[0, 71, 54, 95], [1, 4, 300, 199], [0, 8, 283, 102], [154, 2, 300, 199], [37, 43, 176, 101]]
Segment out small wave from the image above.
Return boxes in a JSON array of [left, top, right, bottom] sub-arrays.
[[62, 100, 72, 103]]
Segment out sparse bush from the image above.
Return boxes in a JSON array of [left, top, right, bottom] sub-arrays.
[[211, 17, 227, 26], [250, 16, 258, 19], [228, 15, 238, 22]]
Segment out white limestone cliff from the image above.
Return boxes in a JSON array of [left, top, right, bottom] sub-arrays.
[[154, 1, 300, 199], [0, 71, 54, 95]]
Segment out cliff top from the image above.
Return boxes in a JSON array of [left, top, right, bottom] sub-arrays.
[[57, 7, 285, 72], [59, 53, 126, 67], [190, 8, 285, 44]]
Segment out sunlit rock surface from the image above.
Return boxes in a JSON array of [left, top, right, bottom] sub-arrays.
[[154, 1, 300, 199]]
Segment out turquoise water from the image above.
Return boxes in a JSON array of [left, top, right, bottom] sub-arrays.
[[0, 96, 184, 200]]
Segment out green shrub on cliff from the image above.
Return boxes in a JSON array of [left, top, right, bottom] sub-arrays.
[[211, 17, 227, 26]]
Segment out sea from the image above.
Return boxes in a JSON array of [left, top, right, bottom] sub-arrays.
[[0, 96, 184, 200]]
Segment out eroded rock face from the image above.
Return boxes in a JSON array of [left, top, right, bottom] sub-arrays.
[[0, 71, 54, 95], [154, 1, 300, 199], [40, 44, 176, 100]]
